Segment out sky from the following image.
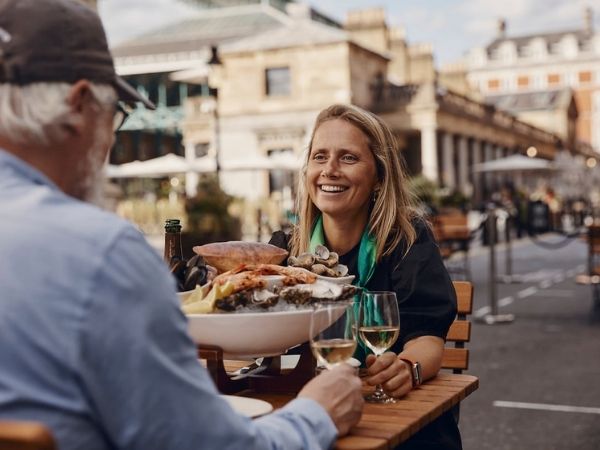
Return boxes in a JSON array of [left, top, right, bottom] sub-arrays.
[[98, 0, 600, 66]]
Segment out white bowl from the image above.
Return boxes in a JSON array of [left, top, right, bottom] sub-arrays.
[[187, 307, 346, 359]]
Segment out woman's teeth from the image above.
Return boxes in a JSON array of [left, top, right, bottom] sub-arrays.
[[320, 185, 347, 193]]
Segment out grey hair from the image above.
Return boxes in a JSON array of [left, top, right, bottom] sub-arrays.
[[0, 82, 116, 147]]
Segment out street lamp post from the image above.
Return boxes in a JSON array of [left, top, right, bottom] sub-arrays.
[[207, 45, 222, 181]]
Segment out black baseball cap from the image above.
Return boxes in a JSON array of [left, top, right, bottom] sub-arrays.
[[0, 0, 155, 109]]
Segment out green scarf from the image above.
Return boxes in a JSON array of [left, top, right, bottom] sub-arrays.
[[309, 215, 379, 363]]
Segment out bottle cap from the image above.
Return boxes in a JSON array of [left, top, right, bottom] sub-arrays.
[[165, 219, 182, 233]]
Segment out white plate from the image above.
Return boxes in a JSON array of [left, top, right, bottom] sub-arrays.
[[222, 395, 273, 418]]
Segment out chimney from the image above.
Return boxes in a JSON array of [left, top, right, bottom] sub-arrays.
[[497, 18, 507, 39], [584, 6, 594, 33]]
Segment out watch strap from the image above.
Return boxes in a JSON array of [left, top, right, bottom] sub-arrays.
[[399, 357, 422, 387]]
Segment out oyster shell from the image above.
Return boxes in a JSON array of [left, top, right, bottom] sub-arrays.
[[215, 291, 251, 311], [311, 263, 338, 277], [288, 253, 316, 269], [334, 264, 349, 277], [314, 245, 330, 260], [319, 252, 339, 268], [278, 286, 313, 305], [252, 289, 279, 309]]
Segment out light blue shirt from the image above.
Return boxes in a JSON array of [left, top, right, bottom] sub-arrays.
[[0, 149, 337, 450]]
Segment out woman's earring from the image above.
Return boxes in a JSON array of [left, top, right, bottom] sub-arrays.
[[372, 186, 381, 203]]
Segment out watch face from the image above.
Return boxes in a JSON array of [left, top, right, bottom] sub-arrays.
[[413, 362, 422, 386]]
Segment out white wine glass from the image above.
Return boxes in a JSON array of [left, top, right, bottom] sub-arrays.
[[309, 301, 357, 370], [358, 291, 400, 404]]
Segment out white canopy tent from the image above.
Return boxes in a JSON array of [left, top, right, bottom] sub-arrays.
[[473, 154, 555, 173], [106, 154, 217, 178], [106, 152, 302, 179], [220, 153, 302, 172]]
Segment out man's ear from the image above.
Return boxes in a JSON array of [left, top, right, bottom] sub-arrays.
[[62, 79, 94, 136]]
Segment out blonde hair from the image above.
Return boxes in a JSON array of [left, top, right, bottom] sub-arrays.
[[291, 104, 419, 261]]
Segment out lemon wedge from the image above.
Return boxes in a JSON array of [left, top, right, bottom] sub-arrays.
[[182, 282, 234, 314]]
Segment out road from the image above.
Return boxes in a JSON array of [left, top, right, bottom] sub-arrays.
[[455, 233, 600, 449]]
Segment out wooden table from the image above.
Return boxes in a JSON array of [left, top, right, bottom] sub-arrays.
[[236, 370, 479, 450]]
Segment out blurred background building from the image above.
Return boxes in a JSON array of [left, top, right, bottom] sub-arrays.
[[458, 7, 599, 154], [100, 0, 600, 238]]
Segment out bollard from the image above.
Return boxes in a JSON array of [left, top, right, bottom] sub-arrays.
[[479, 206, 515, 325], [499, 213, 523, 284]]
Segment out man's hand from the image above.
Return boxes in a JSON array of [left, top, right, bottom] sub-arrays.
[[298, 364, 364, 436], [364, 352, 412, 398]]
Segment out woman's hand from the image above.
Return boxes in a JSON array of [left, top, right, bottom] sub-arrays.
[[364, 352, 413, 399]]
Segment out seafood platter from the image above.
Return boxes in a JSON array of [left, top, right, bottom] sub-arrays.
[[171, 241, 357, 393]]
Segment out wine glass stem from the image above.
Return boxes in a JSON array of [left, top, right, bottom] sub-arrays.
[[373, 384, 386, 399]]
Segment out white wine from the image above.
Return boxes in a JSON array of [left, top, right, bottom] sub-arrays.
[[359, 326, 399, 355], [311, 338, 357, 367]]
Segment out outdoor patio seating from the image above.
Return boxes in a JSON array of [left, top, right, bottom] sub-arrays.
[[432, 213, 472, 280], [444, 280, 474, 423], [587, 225, 600, 311]]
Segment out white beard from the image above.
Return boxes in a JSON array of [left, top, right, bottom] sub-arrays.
[[73, 127, 110, 206]]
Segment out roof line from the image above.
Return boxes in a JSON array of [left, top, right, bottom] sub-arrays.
[[486, 27, 591, 47]]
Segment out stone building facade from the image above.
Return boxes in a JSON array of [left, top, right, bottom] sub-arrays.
[[109, 1, 585, 214], [462, 9, 600, 153]]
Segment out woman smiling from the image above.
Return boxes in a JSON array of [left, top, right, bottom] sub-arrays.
[[270, 104, 461, 449]]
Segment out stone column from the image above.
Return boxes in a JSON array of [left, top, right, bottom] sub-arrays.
[[483, 142, 494, 197], [441, 131, 456, 189], [458, 135, 469, 194], [420, 125, 438, 182], [472, 139, 483, 204], [185, 142, 198, 198]]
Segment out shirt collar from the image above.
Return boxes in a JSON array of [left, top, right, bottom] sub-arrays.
[[0, 148, 61, 191]]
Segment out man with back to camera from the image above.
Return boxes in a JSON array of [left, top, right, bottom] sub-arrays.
[[0, 1, 364, 449]]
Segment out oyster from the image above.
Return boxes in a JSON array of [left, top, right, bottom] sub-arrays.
[[314, 245, 330, 260], [319, 252, 339, 268], [278, 285, 313, 305], [215, 291, 251, 311], [334, 264, 349, 277], [252, 289, 279, 309], [311, 264, 338, 277]]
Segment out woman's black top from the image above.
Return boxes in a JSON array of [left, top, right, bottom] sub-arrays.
[[269, 219, 462, 450]]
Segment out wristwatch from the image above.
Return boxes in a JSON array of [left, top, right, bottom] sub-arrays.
[[399, 357, 422, 387]]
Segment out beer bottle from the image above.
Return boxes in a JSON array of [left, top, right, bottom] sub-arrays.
[[163, 219, 183, 265]]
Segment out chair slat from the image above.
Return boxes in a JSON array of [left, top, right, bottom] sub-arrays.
[[446, 320, 470, 342], [441, 348, 469, 371], [453, 281, 473, 315], [442, 281, 474, 374]]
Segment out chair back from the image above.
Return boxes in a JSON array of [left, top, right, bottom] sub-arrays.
[[441, 281, 473, 374], [0, 421, 56, 450]]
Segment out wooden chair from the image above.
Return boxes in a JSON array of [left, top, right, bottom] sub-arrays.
[[0, 421, 56, 450], [432, 214, 472, 280], [441, 281, 473, 423], [587, 225, 600, 311], [441, 281, 473, 374]]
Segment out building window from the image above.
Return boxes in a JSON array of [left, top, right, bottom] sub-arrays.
[[579, 71, 592, 84], [547, 73, 561, 86], [487, 79, 500, 91], [517, 76, 529, 89], [265, 67, 291, 96], [194, 143, 209, 158]]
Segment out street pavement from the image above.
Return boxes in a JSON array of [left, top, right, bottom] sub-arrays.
[[453, 232, 600, 449]]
